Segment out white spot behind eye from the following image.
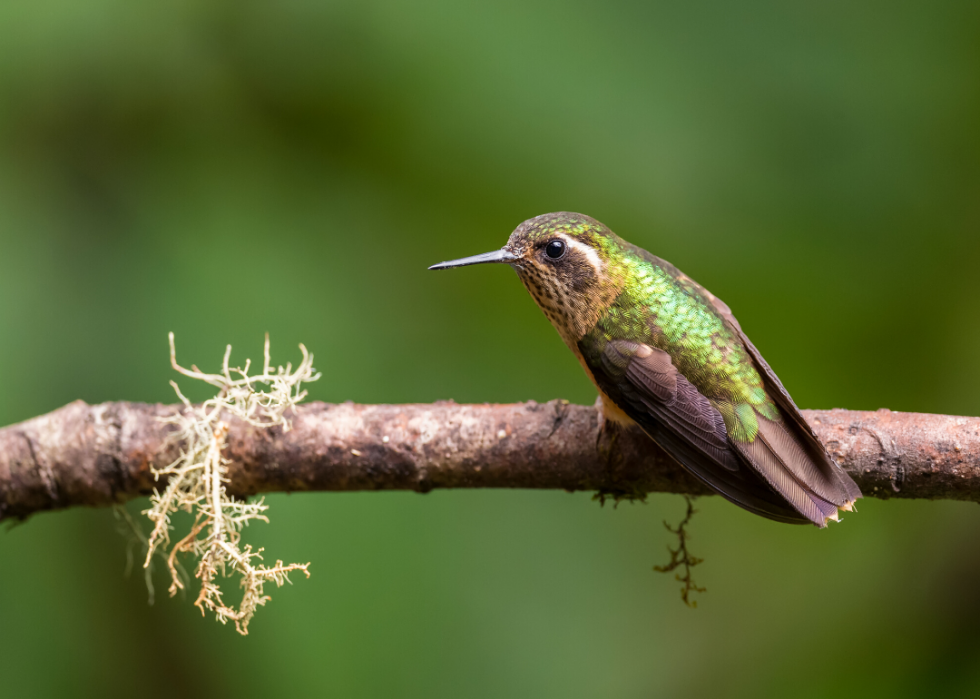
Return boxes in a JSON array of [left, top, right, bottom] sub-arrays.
[[563, 237, 603, 272]]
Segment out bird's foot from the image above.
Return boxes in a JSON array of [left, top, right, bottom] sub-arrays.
[[592, 395, 648, 507], [594, 394, 618, 455]]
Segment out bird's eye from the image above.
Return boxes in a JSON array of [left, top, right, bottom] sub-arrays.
[[545, 240, 566, 259]]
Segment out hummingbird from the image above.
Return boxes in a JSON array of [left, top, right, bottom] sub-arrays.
[[429, 212, 861, 526]]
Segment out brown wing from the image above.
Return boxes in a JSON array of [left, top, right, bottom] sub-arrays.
[[707, 295, 863, 507], [588, 337, 818, 525]]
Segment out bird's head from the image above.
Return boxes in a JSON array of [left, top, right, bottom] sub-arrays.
[[429, 212, 627, 342]]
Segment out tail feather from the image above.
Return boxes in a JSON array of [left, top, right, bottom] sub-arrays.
[[733, 413, 852, 527], [755, 415, 854, 507], [647, 425, 813, 525]]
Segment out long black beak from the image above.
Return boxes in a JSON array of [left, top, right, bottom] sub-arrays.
[[428, 248, 519, 270]]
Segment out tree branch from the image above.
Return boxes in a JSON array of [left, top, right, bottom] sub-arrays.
[[1, 399, 978, 522]]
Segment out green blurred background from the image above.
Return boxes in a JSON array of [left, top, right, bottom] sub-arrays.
[[1, 1, 979, 697]]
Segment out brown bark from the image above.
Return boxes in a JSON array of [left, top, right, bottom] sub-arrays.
[[1, 399, 979, 522]]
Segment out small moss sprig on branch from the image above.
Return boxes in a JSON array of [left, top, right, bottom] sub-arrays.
[[142, 333, 319, 635], [653, 496, 706, 607]]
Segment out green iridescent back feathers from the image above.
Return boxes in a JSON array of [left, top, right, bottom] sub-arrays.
[[505, 213, 861, 526]]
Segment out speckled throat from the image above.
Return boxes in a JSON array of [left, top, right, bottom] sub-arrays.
[[512, 257, 623, 347]]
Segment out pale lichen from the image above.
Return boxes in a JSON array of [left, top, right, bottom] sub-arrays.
[[142, 333, 318, 635]]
